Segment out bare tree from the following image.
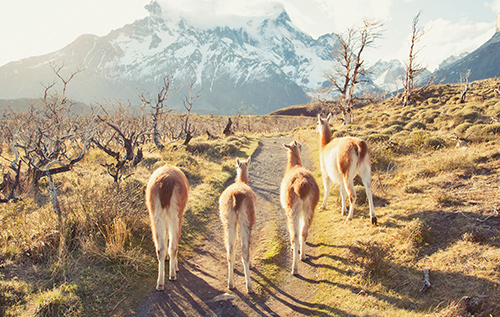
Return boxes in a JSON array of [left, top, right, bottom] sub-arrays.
[[401, 11, 426, 107], [180, 77, 203, 145], [139, 75, 178, 150], [459, 69, 472, 103], [223, 118, 234, 137], [91, 104, 145, 183], [318, 18, 383, 125], [2, 65, 93, 255], [0, 134, 23, 203]]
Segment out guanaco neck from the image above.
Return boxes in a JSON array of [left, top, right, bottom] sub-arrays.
[[320, 124, 332, 149], [236, 168, 249, 184], [287, 149, 302, 170]]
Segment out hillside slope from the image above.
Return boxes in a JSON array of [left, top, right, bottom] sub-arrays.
[[435, 32, 500, 84]]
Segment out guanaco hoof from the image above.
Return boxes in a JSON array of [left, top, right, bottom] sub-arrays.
[[156, 284, 164, 291], [371, 216, 378, 225]]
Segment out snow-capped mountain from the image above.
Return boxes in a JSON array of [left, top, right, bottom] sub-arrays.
[[437, 52, 469, 70], [368, 59, 405, 93], [0, 2, 339, 115]]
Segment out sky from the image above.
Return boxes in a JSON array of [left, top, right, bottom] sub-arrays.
[[0, 0, 499, 71]]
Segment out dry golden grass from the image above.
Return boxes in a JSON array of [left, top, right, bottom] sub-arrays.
[[291, 78, 500, 316], [0, 134, 259, 315], [1, 77, 500, 315]]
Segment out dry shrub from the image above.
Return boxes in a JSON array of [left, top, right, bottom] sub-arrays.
[[424, 136, 446, 149], [395, 218, 430, 259], [403, 185, 422, 193], [364, 133, 389, 143], [461, 224, 491, 244], [186, 136, 248, 159], [102, 217, 130, 260], [139, 157, 161, 171], [435, 295, 499, 317], [403, 130, 431, 151], [370, 145, 397, 173], [455, 122, 473, 135], [405, 120, 426, 131], [381, 124, 403, 135], [0, 278, 32, 316], [34, 284, 82, 317], [433, 190, 461, 206], [348, 241, 391, 278]]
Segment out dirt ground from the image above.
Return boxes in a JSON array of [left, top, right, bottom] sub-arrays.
[[133, 135, 327, 316]]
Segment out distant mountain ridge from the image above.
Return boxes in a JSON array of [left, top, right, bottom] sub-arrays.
[[434, 29, 500, 84], [1, 4, 499, 114], [0, 2, 340, 115]]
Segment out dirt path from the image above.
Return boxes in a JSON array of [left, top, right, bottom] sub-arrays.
[[133, 135, 326, 316]]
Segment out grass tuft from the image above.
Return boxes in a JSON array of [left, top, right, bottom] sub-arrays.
[[34, 284, 82, 317]]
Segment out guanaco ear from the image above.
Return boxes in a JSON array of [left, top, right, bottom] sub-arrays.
[[317, 114, 322, 123], [247, 157, 251, 165], [236, 158, 240, 167], [291, 140, 300, 151], [283, 143, 291, 150], [326, 113, 332, 122]]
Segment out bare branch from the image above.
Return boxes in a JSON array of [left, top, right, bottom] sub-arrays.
[[317, 18, 383, 124], [401, 11, 426, 107]]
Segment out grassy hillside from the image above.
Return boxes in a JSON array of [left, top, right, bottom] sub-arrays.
[[1, 77, 499, 316], [292, 78, 500, 316], [0, 134, 260, 316]]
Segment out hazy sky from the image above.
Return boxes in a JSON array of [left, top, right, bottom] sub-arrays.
[[0, 0, 499, 70]]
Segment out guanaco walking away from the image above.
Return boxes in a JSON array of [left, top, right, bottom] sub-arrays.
[[145, 164, 189, 290], [219, 157, 256, 293], [280, 140, 320, 275]]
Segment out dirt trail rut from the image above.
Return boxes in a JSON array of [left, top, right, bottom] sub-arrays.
[[133, 135, 327, 316]]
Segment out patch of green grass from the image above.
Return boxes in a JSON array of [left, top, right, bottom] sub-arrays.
[[253, 221, 287, 295], [34, 284, 82, 317], [0, 277, 32, 316]]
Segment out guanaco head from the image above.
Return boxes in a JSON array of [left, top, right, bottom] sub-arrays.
[[283, 140, 302, 153], [283, 140, 302, 169], [236, 157, 251, 184], [316, 113, 332, 134]]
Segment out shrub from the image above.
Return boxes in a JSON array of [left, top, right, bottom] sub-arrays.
[[404, 130, 431, 150], [0, 279, 32, 316], [424, 137, 446, 149], [348, 241, 390, 278], [433, 190, 461, 206], [370, 146, 396, 172], [386, 120, 407, 128], [139, 157, 161, 170], [454, 122, 473, 135], [461, 223, 491, 243], [34, 284, 82, 317], [381, 125, 403, 135], [364, 133, 389, 143], [397, 218, 431, 249], [404, 121, 427, 131], [403, 185, 422, 193]]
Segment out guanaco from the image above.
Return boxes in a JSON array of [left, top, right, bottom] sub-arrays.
[[145, 164, 189, 290], [219, 157, 256, 293], [317, 114, 377, 225], [280, 140, 320, 275]]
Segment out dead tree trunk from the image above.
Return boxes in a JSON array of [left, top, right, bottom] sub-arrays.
[[420, 269, 431, 293], [223, 118, 233, 137], [460, 69, 471, 103]]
